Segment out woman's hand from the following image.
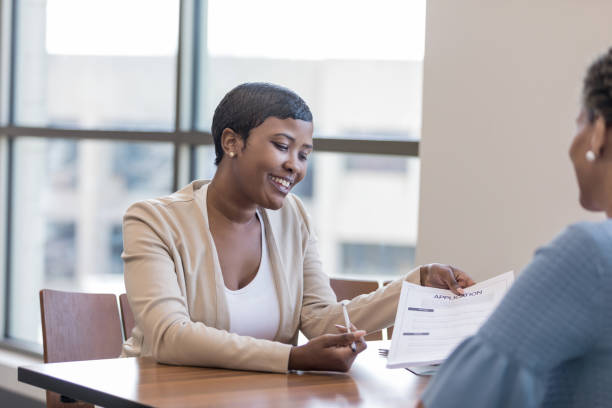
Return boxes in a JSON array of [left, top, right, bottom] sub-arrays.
[[420, 263, 475, 295], [288, 330, 367, 372]]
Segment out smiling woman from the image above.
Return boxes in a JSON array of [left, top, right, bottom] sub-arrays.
[[209, 83, 314, 211], [210, 116, 313, 210], [121, 82, 473, 373]]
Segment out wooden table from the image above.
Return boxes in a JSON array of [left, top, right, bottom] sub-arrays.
[[18, 341, 428, 407]]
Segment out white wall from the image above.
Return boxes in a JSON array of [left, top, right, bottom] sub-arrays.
[[416, 0, 612, 281]]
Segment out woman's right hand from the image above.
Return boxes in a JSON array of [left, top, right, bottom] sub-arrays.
[[288, 330, 367, 372]]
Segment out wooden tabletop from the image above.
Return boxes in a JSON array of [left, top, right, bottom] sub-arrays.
[[18, 341, 429, 408]]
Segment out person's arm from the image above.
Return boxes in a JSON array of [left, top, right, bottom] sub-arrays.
[[291, 195, 474, 339], [298, 233, 417, 338], [419, 223, 606, 408], [478, 223, 604, 369]]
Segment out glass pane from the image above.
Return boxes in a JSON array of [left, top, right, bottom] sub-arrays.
[[194, 145, 217, 181], [197, 0, 426, 140], [14, 0, 179, 130], [195, 150, 419, 279], [8, 137, 173, 344]]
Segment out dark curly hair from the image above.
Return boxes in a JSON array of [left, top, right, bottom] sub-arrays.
[[211, 83, 313, 165], [583, 47, 612, 126]]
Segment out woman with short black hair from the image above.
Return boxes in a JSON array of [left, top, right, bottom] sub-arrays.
[[121, 82, 474, 373]]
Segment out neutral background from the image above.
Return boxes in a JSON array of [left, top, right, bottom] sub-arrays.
[[416, 0, 611, 281]]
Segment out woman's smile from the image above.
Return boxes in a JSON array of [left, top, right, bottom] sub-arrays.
[[268, 174, 294, 194]]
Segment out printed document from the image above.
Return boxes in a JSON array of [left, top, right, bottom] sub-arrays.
[[387, 271, 514, 368]]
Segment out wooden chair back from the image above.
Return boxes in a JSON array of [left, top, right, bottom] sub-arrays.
[[329, 278, 382, 340], [39, 289, 123, 408], [119, 293, 136, 340]]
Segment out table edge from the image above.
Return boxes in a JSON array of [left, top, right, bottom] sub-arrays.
[[18, 365, 151, 408]]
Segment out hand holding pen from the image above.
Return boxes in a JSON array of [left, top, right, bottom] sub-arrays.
[[287, 300, 367, 372], [288, 328, 367, 372]]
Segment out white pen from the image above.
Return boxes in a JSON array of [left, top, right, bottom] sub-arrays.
[[341, 300, 357, 352]]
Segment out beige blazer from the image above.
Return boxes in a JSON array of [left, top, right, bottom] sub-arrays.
[[121, 180, 419, 373]]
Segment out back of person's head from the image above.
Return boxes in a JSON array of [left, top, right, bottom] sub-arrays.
[[211, 82, 313, 165], [583, 47, 612, 127]]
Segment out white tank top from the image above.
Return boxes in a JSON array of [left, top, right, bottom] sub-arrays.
[[223, 212, 280, 340]]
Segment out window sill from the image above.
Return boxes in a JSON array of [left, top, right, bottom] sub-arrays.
[[0, 346, 45, 401]]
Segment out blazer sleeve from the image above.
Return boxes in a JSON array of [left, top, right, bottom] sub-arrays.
[[292, 196, 421, 339], [123, 201, 292, 373]]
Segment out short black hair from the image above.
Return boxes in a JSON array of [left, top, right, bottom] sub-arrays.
[[211, 82, 313, 165], [583, 47, 612, 126]]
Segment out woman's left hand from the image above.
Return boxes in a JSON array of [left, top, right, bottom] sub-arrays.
[[420, 263, 475, 295]]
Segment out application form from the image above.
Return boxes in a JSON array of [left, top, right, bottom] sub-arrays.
[[387, 271, 514, 368]]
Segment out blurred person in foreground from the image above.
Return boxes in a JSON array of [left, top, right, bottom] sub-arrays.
[[121, 82, 474, 373], [419, 48, 612, 408]]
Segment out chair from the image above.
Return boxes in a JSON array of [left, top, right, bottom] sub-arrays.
[[39, 289, 124, 408], [329, 278, 382, 340], [119, 293, 136, 340]]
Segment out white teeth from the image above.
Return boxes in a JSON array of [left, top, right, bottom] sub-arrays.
[[271, 176, 290, 188]]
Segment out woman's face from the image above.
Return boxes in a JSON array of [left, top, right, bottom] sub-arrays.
[[231, 116, 313, 210], [569, 108, 602, 211]]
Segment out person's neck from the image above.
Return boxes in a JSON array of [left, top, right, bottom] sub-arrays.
[[207, 171, 257, 225]]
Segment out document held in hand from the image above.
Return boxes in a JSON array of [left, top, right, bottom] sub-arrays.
[[387, 271, 515, 369]]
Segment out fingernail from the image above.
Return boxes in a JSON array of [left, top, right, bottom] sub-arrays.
[[457, 288, 465, 295], [335, 324, 345, 329], [355, 330, 366, 336]]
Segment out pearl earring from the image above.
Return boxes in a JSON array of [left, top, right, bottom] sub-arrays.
[[228, 152, 235, 158], [586, 150, 596, 162]]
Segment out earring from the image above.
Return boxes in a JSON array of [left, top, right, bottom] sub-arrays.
[[228, 152, 235, 158], [586, 150, 596, 162]]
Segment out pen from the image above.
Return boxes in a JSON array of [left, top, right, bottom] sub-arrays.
[[341, 300, 357, 352]]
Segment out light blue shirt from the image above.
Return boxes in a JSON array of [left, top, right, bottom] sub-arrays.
[[422, 221, 612, 408]]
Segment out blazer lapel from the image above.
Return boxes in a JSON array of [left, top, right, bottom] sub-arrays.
[[196, 182, 229, 331], [260, 209, 293, 341]]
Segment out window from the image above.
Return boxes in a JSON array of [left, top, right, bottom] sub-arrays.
[[195, 0, 425, 278], [198, 0, 425, 141], [15, 0, 179, 130], [0, 0, 425, 349], [342, 243, 416, 276], [9, 137, 173, 344], [110, 224, 124, 276], [45, 222, 77, 279]]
